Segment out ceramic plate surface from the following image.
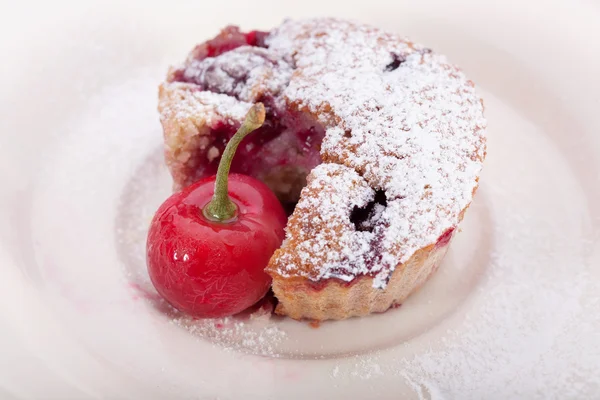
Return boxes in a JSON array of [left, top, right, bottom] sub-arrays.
[[1, 0, 599, 398]]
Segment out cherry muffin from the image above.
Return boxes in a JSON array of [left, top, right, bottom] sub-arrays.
[[157, 19, 486, 320]]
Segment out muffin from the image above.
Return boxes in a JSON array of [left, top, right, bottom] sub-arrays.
[[157, 18, 486, 320]]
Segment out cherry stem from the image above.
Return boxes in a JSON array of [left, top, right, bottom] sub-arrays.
[[203, 103, 266, 222]]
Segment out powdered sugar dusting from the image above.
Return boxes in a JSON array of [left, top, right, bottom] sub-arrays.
[[182, 47, 293, 102], [268, 19, 486, 287], [171, 314, 287, 357], [159, 83, 252, 127], [274, 163, 377, 282]]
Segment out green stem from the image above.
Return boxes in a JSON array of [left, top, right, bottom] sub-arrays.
[[202, 103, 266, 222]]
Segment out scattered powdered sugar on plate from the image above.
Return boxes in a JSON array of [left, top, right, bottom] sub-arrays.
[[170, 313, 287, 358], [350, 356, 384, 380]]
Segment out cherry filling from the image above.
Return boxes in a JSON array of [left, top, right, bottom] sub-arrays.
[[172, 27, 325, 212], [170, 26, 270, 82], [435, 227, 455, 248], [350, 190, 388, 232], [192, 26, 268, 61], [191, 104, 324, 212], [384, 53, 406, 72]]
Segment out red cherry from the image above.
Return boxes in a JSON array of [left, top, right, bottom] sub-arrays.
[[146, 174, 285, 317], [146, 104, 287, 318]]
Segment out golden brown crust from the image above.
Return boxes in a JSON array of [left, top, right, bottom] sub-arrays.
[[271, 236, 452, 320], [270, 190, 475, 320]]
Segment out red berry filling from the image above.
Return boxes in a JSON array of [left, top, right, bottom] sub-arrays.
[[193, 26, 269, 60], [435, 228, 455, 248], [180, 104, 325, 211], [172, 28, 325, 211]]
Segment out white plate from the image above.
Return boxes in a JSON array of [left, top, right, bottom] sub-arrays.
[[1, 0, 599, 398]]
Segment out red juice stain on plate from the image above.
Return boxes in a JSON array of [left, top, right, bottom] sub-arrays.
[[128, 282, 162, 302], [309, 320, 321, 329]]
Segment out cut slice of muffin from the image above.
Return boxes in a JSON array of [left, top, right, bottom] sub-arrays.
[[158, 19, 486, 320], [266, 163, 471, 320]]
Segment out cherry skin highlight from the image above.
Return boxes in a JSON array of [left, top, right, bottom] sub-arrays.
[[146, 103, 287, 318], [146, 173, 286, 318]]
